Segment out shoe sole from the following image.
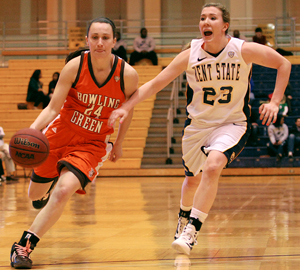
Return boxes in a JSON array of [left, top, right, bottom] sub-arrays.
[[11, 262, 32, 269], [171, 240, 191, 256]]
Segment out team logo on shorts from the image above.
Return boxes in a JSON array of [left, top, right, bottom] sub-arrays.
[[89, 168, 95, 177], [228, 51, 235, 58], [114, 76, 120, 82], [229, 152, 236, 163]]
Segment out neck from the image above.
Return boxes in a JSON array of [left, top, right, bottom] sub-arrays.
[[91, 54, 114, 71], [203, 36, 229, 54]]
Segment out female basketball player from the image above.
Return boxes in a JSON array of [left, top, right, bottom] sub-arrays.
[[108, 3, 291, 256], [10, 17, 138, 268]]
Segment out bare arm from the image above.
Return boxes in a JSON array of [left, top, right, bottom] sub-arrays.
[[30, 57, 80, 130], [242, 42, 291, 125], [108, 49, 190, 126], [109, 63, 139, 162]]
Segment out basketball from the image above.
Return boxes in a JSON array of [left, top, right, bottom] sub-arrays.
[[9, 128, 50, 168]]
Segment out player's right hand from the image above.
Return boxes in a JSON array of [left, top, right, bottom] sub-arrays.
[[108, 108, 129, 128]]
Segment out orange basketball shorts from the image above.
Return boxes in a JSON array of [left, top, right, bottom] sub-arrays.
[[34, 117, 111, 182]]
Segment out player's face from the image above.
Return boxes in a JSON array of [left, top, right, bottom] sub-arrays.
[[86, 22, 116, 56], [199, 6, 228, 42]]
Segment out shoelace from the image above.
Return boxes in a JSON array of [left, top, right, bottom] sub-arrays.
[[15, 240, 32, 258], [181, 226, 198, 245]]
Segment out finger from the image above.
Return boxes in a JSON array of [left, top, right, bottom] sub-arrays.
[[108, 115, 117, 128], [258, 104, 264, 115], [119, 115, 126, 124]]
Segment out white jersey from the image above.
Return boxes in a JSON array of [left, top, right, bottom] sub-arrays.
[[185, 37, 252, 127]]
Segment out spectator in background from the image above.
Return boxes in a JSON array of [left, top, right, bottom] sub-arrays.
[[26, 70, 50, 109], [247, 106, 259, 146], [112, 31, 128, 62], [287, 117, 300, 160], [129, 28, 158, 66], [252, 27, 267, 45], [233, 29, 247, 41], [0, 126, 18, 181], [266, 114, 288, 162], [48, 72, 60, 99]]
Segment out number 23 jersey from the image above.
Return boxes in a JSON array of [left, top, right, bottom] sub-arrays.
[[185, 37, 252, 127]]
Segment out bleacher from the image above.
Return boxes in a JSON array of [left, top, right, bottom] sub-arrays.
[[0, 59, 162, 175], [230, 63, 300, 168]]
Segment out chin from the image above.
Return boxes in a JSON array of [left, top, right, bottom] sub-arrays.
[[203, 35, 214, 42]]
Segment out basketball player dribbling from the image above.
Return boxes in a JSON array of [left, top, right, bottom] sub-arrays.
[[10, 17, 138, 269], [108, 3, 291, 255]]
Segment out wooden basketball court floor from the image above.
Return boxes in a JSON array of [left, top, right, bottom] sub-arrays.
[[1, 173, 300, 269]]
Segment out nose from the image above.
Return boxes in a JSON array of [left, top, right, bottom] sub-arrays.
[[203, 17, 210, 25], [97, 38, 104, 46]]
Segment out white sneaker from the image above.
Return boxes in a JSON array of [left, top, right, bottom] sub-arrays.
[[174, 216, 189, 240], [172, 223, 198, 255]]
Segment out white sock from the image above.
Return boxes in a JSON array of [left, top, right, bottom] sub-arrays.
[[180, 200, 193, 212], [190, 208, 208, 223]]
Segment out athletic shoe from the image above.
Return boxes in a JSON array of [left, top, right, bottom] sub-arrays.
[[6, 175, 19, 181], [174, 216, 189, 240], [10, 241, 33, 269], [32, 178, 57, 209], [172, 223, 198, 255]]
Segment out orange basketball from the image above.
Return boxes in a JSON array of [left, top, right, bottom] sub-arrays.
[[9, 128, 50, 168]]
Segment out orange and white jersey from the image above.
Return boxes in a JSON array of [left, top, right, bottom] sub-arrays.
[[185, 37, 252, 127], [60, 52, 126, 141]]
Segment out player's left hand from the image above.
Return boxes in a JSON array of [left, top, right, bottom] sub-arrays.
[[259, 101, 279, 126], [109, 143, 122, 162]]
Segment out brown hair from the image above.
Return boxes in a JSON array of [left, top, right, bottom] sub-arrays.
[[202, 3, 230, 35]]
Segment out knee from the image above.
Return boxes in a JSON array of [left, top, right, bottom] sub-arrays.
[[289, 134, 295, 140], [185, 176, 201, 189], [204, 161, 223, 178], [51, 185, 73, 204]]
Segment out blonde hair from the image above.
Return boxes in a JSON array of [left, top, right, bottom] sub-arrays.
[[202, 3, 230, 35]]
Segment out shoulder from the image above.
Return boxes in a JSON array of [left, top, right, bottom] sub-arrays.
[[58, 55, 82, 85], [61, 55, 81, 76]]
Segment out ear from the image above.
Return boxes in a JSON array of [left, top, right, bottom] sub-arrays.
[[85, 36, 89, 46], [223, 23, 229, 32]]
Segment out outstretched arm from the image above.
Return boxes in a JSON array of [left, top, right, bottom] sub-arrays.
[[242, 42, 291, 126], [108, 49, 190, 127]]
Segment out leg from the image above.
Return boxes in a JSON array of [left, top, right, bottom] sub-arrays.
[[172, 151, 227, 255], [146, 51, 158, 65], [129, 51, 142, 65], [174, 174, 201, 239], [42, 94, 50, 108], [192, 150, 227, 213], [288, 134, 295, 158], [29, 167, 81, 237], [33, 91, 45, 107], [11, 167, 81, 269]]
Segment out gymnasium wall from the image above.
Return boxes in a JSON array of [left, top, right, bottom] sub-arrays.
[[0, 0, 298, 31]]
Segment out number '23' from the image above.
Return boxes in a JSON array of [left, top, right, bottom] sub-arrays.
[[203, 86, 233, 105]]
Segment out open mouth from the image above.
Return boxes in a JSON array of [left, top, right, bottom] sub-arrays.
[[204, 31, 213, 36]]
